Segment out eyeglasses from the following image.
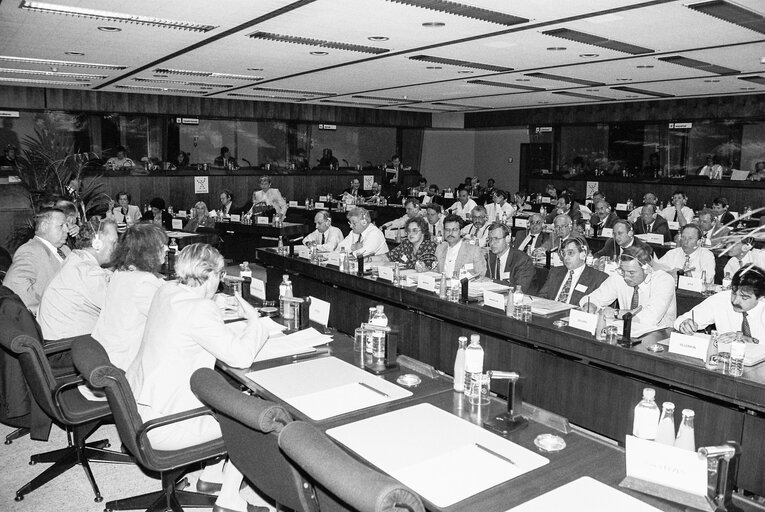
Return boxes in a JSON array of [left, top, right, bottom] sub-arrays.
[[443, 227, 461, 233], [406, 228, 422, 234], [218, 270, 227, 279]]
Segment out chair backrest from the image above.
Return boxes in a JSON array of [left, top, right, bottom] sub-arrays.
[[279, 421, 425, 512], [190, 368, 316, 512], [0, 287, 67, 424]]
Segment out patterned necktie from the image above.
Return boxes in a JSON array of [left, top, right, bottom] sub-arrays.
[[558, 270, 574, 303], [630, 286, 640, 309], [742, 311, 751, 338], [683, 255, 692, 277], [494, 256, 501, 280]]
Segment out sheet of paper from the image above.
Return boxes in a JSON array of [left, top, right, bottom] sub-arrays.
[[250, 278, 266, 300], [469, 279, 511, 296], [171, 218, 183, 229], [668, 332, 709, 360], [609, 319, 665, 338], [528, 296, 577, 316], [625, 436, 707, 497], [327, 403, 548, 507], [254, 327, 332, 362], [308, 295, 330, 326]]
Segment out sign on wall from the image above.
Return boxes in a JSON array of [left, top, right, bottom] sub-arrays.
[[194, 176, 209, 194]]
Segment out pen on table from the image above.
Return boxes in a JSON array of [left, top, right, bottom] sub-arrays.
[[358, 381, 389, 398], [292, 347, 330, 361], [475, 443, 516, 466]]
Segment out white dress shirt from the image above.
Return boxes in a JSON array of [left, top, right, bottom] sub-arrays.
[[460, 222, 490, 247], [659, 205, 694, 224], [518, 233, 542, 253], [724, 249, 765, 277], [427, 216, 444, 239], [303, 226, 344, 252], [486, 202, 516, 222], [443, 241, 463, 277], [554, 264, 586, 303], [106, 204, 142, 225], [253, 188, 288, 216], [337, 223, 389, 257], [675, 290, 765, 343], [387, 210, 425, 229], [659, 247, 716, 280], [580, 269, 677, 328], [447, 199, 477, 220]]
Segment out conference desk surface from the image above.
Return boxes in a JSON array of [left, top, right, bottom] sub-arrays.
[[219, 333, 696, 512], [254, 249, 765, 496]]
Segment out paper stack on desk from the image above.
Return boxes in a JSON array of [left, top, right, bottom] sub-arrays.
[[469, 279, 511, 297], [527, 296, 577, 316], [255, 327, 332, 362]]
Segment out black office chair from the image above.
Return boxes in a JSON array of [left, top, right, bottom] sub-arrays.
[[0, 302, 132, 503], [71, 336, 226, 512], [189, 368, 314, 512], [279, 421, 425, 512]]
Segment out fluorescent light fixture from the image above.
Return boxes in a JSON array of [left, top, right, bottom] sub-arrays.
[[0, 76, 90, 86], [115, 84, 205, 94], [19, 1, 218, 32], [0, 67, 106, 79], [0, 55, 126, 70], [153, 68, 263, 81], [133, 77, 231, 88]]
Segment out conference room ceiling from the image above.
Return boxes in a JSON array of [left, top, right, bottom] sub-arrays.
[[1, 0, 764, 113]]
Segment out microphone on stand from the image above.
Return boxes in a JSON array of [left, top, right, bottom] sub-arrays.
[[342, 159, 349, 167], [242, 158, 252, 167]]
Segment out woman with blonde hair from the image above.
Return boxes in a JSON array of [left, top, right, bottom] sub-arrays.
[[183, 201, 217, 232]]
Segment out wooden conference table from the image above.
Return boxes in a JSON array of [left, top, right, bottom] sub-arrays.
[[214, 220, 309, 262], [219, 332, 697, 512], [254, 249, 765, 497]]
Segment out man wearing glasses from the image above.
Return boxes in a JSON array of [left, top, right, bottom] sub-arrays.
[[337, 208, 388, 257], [460, 205, 490, 248], [485, 223, 535, 291], [538, 237, 607, 305], [382, 198, 424, 231], [513, 213, 551, 255], [534, 214, 575, 267], [594, 219, 650, 261], [435, 214, 486, 278], [580, 245, 677, 328]]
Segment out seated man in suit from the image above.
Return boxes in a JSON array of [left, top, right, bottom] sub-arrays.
[[3, 208, 71, 315], [485, 223, 535, 292], [420, 184, 443, 206], [590, 200, 619, 237], [632, 204, 672, 243], [339, 177, 363, 203], [658, 224, 715, 280], [425, 204, 444, 239], [627, 192, 658, 224], [544, 193, 582, 225], [594, 219, 650, 260], [538, 237, 608, 305], [711, 197, 735, 226], [460, 205, 490, 248], [303, 210, 343, 252], [534, 214, 575, 267], [581, 245, 677, 328], [364, 182, 385, 204], [337, 207, 388, 258], [697, 209, 730, 246], [435, 214, 486, 278], [382, 198, 424, 231], [514, 213, 551, 255]]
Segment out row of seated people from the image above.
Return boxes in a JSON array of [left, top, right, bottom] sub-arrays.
[[1, 210, 275, 512]]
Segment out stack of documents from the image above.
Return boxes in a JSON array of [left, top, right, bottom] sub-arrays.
[[255, 327, 333, 362], [528, 296, 577, 316], [469, 279, 511, 297]]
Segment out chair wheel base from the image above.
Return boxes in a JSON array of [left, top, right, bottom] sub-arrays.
[[15, 494, 23, 502], [4, 439, 11, 445], [95, 495, 103, 503]]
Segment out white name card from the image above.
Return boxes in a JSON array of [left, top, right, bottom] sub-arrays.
[[541, 197, 551, 204], [177, 210, 187, 217], [171, 219, 183, 229], [600, 227, 613, 238], [256, 216, 269, 225], [418, 274, 437, 292], [668, 332, 709, 360], [295, 245, 310, 258], [315, 202, 325, 209], [377, 265, 394, 282], [318, 196, 328, 202], [240, 266, 252, 278], [483, 290, 505, 310], [250, 278, 266, 301], [635, 233, 664, 244], [668, 221, 680, 230], [230, 214, 241, 222], [308, 295, 330, 326], [625, 435, 707, 497], [569, 309, 599, 335], [615, 203, 628, 211], [444, 192, 454, 199], [288, 200, 298, 207], [678, 275, 703, 293], [326, 253, 341, 267], [515, 218, 528, 228]]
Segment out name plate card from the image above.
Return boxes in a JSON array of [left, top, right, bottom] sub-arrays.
[[678, 275, 703, 293], [308, 295, 331, 326], [668, 332, 709, 360], [288, 200, 298, 207], [444, 192, 454, 199], [541, 197, 551, 204], [418, 274, 437, 292], [177, 210, 187, 217], [636, 233, 665, 244], [515, 218, 528, 228], [295, 245, 310, 258], [615, 203, 628, 211], [668, 221, 680, 230], [483, 290, 505, 310], [230, 214, 241, 222], [326, 252, 341, 267], [256, 216, 269, 225], [600, 227, 613, 238], [377, 265, 394, 282], [318, 195, 328, 202], [568, 309, 599, 335], [315, 202, 326, 209], [624, 436, 707, 497], [250, 278, 266, 301], [171, 219, 183, 230]]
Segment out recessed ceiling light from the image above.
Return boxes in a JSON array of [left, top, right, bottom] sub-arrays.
[[457, 70, 473, 74], [64, 51, 84, 56], [626, 95, 639, 98], [741, 87, 755, 90], [310, 51, 328, 56], [585, 89, 600, 92], [367, 36, 389, 41], [579, 53, 599, 58], [616, 78, 632, 81], [426, 66, 442, 69], [538, 101, 550, 104], [515, 78, 530, 82], [247, 67, 262, 71], [154, 74, 168, 78], [422, 22, 445, 27], [98, 26, 121, 32], [704, 79, 720, 83], [636, 65, 654, 69], [547, 47, 566, 51]]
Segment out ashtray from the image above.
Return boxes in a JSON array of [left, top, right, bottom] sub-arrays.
[[534, 433, 566, 452], [646, 344, 665, 353], [259, 306, 278, 317], [553, 320, 568, 328], [396, 374, 422, 387]]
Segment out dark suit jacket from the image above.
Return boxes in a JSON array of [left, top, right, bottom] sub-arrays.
[[593, 236, 651, 259], [141, 210, 174, 230], [513, 230, 552, 252], [538, 265, 608, 304], [545, 207, 582, 226], [633, 215, 672, 243], [591, 212, 619, 237], [486, 248, 536, 293]]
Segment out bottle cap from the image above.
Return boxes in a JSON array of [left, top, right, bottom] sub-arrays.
[[376, 305, 384, 313], [458, 336, 467, 342], [642, 387, 656, 399], [470, 334, 480, 343], [662, 401, 675, 410], [681, 409, 695, 417]]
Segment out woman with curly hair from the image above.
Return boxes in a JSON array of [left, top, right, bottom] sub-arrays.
[[370, 215, 438, 271]]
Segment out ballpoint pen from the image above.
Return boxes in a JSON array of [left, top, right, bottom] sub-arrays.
[[358, 381, 389, 398], [475, 443, 516, 466]]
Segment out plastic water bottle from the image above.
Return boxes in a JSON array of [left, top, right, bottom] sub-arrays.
[[463, 334, 484, 400], [729, 332, 746, 377], [722, 272, 732, 290], [655, 402, 676, 445], [512, 285, 524, 318], [439, 273, 448, 299], [279, 275, 293, 318], [168, 238, 178, 253], [632, 387, 660, 440], [453, 337, 467, 392], [674, 409, 695, 451], [370, 305, 388, 327], [393, 262, 401, 287], [277, 236, 285, 255], [338, 247, 347, 272]]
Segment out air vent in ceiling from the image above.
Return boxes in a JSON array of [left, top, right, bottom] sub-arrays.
[[0, 55, 126, 70], [0, 76, 91, 86], [409, 55, 511, 72], [247, 32, 388, 54], [386, 0, 528, 26], [153, 68, 264, 80], [542, 28, 653, 55], [0, 67, 106, 79], [432, 102, 484, 109], [467, 79, 544, 92], [687, 1, 765, 35], [611, 86, 674, 98], [657, 56, 738, 75], [115, 84, 205, 94], [352, 95, 412, 103], [319, 99, 384, 107], [738, 76, 765, 86], [252, 87, 334, 96], [553, 91, 612, 101], [134, 77, 231, 88], [524, 72, 604, 87], [228, 93, 305, 101]]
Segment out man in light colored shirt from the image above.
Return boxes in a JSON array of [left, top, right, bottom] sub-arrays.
[[660, 190, 694, 227], [3, 208, 71, 314], [658, 224, 715, 280], [676, 264, 765, 344], [723, 238, 765, 277], [485, 190, 516, 223], [303, 210, 343, 252], [382, 198, 424, 230], [337, 207, 388, 257], [698, 155, 724, 179], [534, 214, 574, 267], [460, 205, 490, 248], [38, 219, 119, 340], [581, 245, 677, 328], [538, 237, 608, 304], [446, 187, 477, 221], [628, 192, 658, 223], [697, 209, 730, 246], [435, 214, 486, 278], [425, 204, 444, 239], [250, 175, 288, 217]]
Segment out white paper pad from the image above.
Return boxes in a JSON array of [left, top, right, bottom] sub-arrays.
[[469, 279, 511, 296], [506, 477, 662, 512], [245, 357, 411, 420], [327, 403, 548, 507], [528, 296, 577, 316], [255, 327, 332, 363]]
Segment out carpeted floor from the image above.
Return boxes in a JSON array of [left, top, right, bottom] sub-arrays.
[[0, 422, 274, 512]]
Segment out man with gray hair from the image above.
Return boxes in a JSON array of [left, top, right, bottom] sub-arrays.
[[337, 207, 388, 257], [303, 210, 343, 252]]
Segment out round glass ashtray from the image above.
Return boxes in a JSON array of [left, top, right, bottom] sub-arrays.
[[534, 433, 566, 452], [553, 319, 568, 328], [259, 306, 278, 317], [647, 343, 665, 353], [396, 374, 422, 387]]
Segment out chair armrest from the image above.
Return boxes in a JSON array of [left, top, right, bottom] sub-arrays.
[[135, 406, 216, 446], [43, 337, 77, 355]]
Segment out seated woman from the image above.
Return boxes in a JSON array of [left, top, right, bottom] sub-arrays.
[[92, 223, 167, 371], [106, 191, 142, 231], [105, 146, 135, 171], [141, 197, 174, 230], [183, 201, 216, 232], [370, 216, 437, 271], [126, 243, 269, 512]]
